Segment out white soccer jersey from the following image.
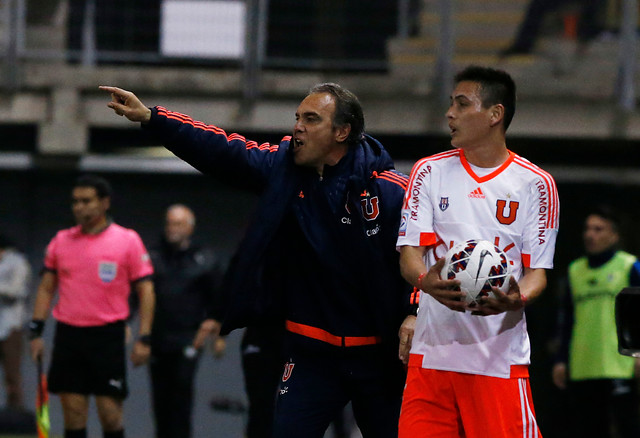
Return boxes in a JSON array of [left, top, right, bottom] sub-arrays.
[[397, 148, 559, 378]]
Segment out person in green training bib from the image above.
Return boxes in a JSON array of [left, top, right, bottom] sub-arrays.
[[552, 205, 640, 438]]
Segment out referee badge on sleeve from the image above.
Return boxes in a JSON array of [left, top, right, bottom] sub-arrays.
[[99, 262, 118, 283]]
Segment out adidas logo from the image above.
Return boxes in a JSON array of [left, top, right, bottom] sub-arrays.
[[468, 187, 485, 199]]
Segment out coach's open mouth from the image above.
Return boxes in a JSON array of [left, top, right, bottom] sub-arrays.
[[293, 138, 304, 150]]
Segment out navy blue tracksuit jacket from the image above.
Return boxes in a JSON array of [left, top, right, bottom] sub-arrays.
[[143, 106, 412, 384]]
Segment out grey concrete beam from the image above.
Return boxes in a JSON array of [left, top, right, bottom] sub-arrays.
[[38, 86, 87, 154]]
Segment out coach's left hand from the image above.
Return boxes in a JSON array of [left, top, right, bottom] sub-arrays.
[[398, 315, 416, 365]]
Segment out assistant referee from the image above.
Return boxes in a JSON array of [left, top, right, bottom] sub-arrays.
[[29, 175, 155, 438]]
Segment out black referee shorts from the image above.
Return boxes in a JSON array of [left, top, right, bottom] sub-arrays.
[[48, 320, 128, 398]]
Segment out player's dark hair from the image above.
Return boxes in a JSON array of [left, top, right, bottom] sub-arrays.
[[454, 65, 516, 132], [74, 174, 112, 199], [587, 204, 621, 233], [309, 83, 365, 145]]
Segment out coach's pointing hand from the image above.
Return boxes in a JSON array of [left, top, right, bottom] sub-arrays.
[[99, 86, 152, 123]]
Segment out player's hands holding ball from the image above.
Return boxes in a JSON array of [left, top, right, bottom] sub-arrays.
[[470, 276, 523, 316], [421, 258, 466, 312], [99, 86, 152, 123], [439, 239, 522, 316]]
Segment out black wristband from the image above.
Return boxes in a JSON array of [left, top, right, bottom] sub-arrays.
[[137, 334, 151, 346], [28, 319, 45, 340]]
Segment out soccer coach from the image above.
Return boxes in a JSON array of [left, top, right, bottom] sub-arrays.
[[100, 83, 415, 438]]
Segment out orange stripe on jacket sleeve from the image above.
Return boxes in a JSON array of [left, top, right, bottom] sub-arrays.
[[156, 107, 280, 153], [410, 288, 421, 305], [377, 174, 408, 190], [521, 253, 531, 268], [420, 232, 437, 246]]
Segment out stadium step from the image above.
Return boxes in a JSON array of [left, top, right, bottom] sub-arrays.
[[387, 0, 625, 100]]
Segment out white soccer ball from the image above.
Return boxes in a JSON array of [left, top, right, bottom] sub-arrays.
[[440, 239, 512, 305]]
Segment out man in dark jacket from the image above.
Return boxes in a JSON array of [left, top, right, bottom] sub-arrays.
[[101, 83, 414, 438], [148, 204, 226, 438]]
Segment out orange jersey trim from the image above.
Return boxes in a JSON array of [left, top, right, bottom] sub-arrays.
[[419, 232, 437, 247], [285, 320, 382, 347], [459, 149, 516, 184], [514, 156, 559, 229], [403, 150, 459, 208]]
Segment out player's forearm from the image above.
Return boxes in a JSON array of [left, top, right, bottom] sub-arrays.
[[136, 280, 155, 335], [518, 268, 547, 302], [400, 246, 429, 289]]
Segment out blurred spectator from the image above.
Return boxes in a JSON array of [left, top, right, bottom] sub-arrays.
[[0, 235, 31, 410], [500, 0, 606, 56], [148, 204, 227, 438], [552, 205, 640, 438]]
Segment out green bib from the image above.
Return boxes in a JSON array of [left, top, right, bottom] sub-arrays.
[[568, 251, 637, 380]]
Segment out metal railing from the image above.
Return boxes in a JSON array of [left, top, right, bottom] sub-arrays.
[[618, 0, 638, 111], [1, 0, 638, 110]]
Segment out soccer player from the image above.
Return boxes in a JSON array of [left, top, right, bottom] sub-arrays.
[[552, 206, 640, 438], [100, 83, 413, 438], [396, 66, 559, 437], [29, 175, 155, 438]]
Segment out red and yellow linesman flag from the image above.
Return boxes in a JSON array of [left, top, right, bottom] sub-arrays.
[[36, 356, 50, 438]]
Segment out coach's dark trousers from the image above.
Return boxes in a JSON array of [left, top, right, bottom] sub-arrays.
[[149, 350, 200, 438], [272, 337, 403, 438]]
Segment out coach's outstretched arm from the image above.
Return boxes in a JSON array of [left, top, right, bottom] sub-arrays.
[[100, 86, 151, 123]]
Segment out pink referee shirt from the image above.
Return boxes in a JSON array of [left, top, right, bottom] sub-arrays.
[[44, 223, 154, 327]]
